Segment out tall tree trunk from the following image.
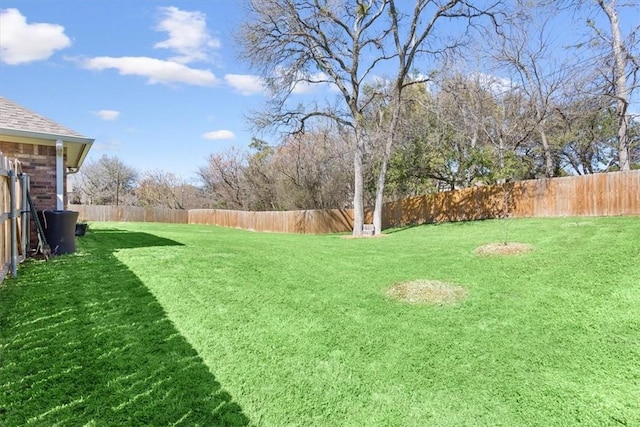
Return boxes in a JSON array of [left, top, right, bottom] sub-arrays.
[[498, 137, 506, 180], [598, 0, 631, 170], [466, 129, 479, 187], [372, 156, 388, 235], [538, 121, 554, 177], [373, 90, 402, 235], [616, 101, 630, 171], [352, 130, 365, 237]]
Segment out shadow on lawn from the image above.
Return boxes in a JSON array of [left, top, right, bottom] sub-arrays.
[[87, 228, 186, 250], [0, 228, 251, 426]]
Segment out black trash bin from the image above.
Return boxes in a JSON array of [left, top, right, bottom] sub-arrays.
[[38, 210, 79, 255]]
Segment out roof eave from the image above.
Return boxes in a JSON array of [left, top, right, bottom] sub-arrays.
[[72, 140, 93, 171], [0, 127, 94, 146], [0, 127, 95, 169]]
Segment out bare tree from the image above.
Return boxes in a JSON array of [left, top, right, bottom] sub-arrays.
[[475, 81, 538, 180], [593, 0, 638, 170], [274, 130, 353, 209], [71, 155, 138, 206], [492, 12, 566, 177], [239, 0, 502, 235], [368, 76, 487, 195], [369, 0, 502, 233], [243, 138, 280, 210], [430, 72, 509, 187], [238, 0, 390, 235], [555, 107, 618, 174], [197, 130, 353, 211], [560, 0, 640, 169], [136, 170, 191, 209], [197, 147, 248, 209], [553, 72, 621, 174]]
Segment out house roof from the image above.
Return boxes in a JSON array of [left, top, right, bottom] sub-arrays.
[[0, 96, 94, 170]]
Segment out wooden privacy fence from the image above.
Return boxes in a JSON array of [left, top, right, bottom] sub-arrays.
[[71, 170, 639, 233], [0, 155, 29, 281], [69, 204, 354, 234], [188, 208, 354, 234], [379, 169, 640, 229], [69, 205, 188, 224]]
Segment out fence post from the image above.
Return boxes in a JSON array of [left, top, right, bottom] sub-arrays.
[[9, 169, 17, 277]]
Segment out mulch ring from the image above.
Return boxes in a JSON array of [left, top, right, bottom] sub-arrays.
[[386, 280, 468, 305], [474, 242, 534, 256]]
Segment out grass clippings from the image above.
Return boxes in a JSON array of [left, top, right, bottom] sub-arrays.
[[475, 242, 534, 256], [386, 280, 468, 305]]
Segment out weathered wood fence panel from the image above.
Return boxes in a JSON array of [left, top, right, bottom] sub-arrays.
[[70, 205, 354, 234], [380, 170, 639, 229], [69, 205, 189, 224], [188, 208, 354, 234], [70, 170, 639, 233], [522, 171, 639, 217]]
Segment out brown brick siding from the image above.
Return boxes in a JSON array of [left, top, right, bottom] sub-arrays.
[[0, 141, 68, 249]]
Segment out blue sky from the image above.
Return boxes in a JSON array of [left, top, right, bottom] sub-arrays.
[[1, 1, 638, 182], [0, 1, 296, 181]]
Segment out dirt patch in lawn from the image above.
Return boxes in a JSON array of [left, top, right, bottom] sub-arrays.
[[386, 280, 468, 305], [475, 242, 534, 256]]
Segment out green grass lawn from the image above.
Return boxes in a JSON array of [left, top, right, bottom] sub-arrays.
[[1, 217, 639, 426]]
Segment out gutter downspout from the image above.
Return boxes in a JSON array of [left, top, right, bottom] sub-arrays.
[[56, 139, 64, 210]]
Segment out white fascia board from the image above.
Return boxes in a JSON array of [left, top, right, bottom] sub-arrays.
[[0, 127, 94, 146]]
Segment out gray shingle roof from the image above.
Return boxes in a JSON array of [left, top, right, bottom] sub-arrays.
[[0, 96, 88, 139]]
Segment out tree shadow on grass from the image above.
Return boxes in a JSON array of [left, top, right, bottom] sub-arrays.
[[0, 228, 251, 426]]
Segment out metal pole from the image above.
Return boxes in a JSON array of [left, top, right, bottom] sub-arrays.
[[9, 169, 17, 277], [56, 140, 64, 210], [21, 174, 30, 256]]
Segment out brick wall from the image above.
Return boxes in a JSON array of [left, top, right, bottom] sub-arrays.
[[0, 141, 68, 249]]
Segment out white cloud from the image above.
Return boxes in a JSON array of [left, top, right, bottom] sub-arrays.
[[368, 75, 393, 89], [0, 8, 71, 65], [82, 56, 218, 86], [291, 80, 315, 95], [202, 130, 235, 140], [76, 6, 221, 87], [275, 67, 335, 95], [292, 72, 329, 94], [224, 74, 265, 95], [91, 138, 122, 152], [94, 110, 120, 121], [474, 72, 513, 95], [154, 6, 220, 64]]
